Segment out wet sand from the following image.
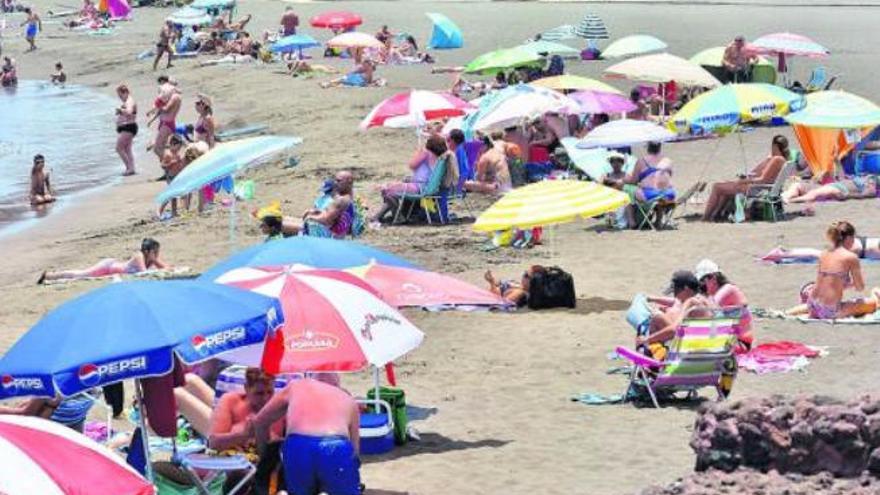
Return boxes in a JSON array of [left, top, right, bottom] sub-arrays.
[[1, 1, 880, 493]]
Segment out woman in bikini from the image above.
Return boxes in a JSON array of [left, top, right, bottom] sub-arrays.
[[29, 154, 54, 205], [193, 94, 217, 211], [782, 175, 879, 203], [786, 221, 880, 319], [115, 84, 138, 176], [484, 266, 544, 307], [464, 135, 512, 194], [38, 238, 169, 284]]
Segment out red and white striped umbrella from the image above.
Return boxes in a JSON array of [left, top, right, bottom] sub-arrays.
[[216, 265, 425, 373], [360, 90, 474, 130], [0, 415, 154, 495]]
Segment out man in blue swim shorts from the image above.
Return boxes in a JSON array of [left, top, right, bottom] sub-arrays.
[[253, 373, 361, 495], [21, 8, 41, 51]]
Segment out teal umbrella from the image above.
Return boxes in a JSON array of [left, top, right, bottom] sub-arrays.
[[464, 47, 543, 75], [602, 35, 667, 59], [426, 13, 462, 50], [519, 40, 579, 57], [785, 90, 880, 129]]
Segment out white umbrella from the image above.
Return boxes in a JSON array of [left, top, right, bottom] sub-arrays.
[[465, 85, 581, 132], [602, 34, 667, 59], [604, 53, 721, 87], [575, 119, 676, 149]]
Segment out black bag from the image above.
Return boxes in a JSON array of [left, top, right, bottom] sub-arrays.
[[528, 266, 576, 310]]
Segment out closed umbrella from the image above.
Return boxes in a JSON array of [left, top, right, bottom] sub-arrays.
[[519, 40, 579, 56], [575, 119, 676, 149], [464, 46, 542, 75], [671, 83, 805, 133], [360, 90, 473, 130], [473, 180, 629, 232], [569, 90, 637, 114], [309, 11, 362, 30], [327, 32, 383, 50], [270, 34, 320, 57], [0, 415, 154, 495], [530, 74, 623, 94], [426, 13, 462, 50], [574, 13, 608, 40], [604, 53, 721, 87], [602, 34, 667, 59], [785, 90, 880, 129]]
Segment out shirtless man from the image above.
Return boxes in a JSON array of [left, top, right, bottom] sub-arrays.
[[280, 7, 299, 36], [21, 8, 41, 51], [465, 136, 512, 194], [283, 171, 354, 236], [29, 154, 54, 205], [253, 374, 361, 495], [722, 35, 756, 84], [153, 20, 175, 71]]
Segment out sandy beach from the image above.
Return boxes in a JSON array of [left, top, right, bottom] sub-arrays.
[[2, 1, 880, 493]]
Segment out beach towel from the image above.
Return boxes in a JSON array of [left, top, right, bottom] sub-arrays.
[[42, 266, 193, 285], [753, 307, 880, 325], [737, 340, 827, 374], [757, 252, 880, 265]]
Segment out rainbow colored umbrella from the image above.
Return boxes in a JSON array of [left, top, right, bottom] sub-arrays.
[[785, 91, 880, 129], [346, 262, 509, 309], [473, 180, 629, 232], [530, 74, 623, 95], [751, 32, 829, 58], [671, 83, 805, 133], [360, 90, 473, 130], [569, 90, 636, 114], [601, 34, 666, 59], [464, 46, 543, 75]]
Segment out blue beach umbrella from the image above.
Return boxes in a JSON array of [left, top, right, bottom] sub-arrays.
[[270, 34, 321, 58], [200, 236, 420, 282], [426, 13, 462, 50]]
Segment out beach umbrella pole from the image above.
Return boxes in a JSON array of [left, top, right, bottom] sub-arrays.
[[229, 173, 237, 252], [373, 366, 381, 413], [135, 379, 154, 483]]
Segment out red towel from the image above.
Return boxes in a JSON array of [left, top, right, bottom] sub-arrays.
[[747, 341, 820, 359]]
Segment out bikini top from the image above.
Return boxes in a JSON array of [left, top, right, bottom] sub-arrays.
[[818, 268, 852, 286]]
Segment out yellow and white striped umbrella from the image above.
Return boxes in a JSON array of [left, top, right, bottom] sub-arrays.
[[473, 180, 630, 232]]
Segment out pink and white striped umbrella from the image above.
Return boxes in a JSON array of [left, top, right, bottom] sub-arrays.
[[360, 90, 474, 130], [216, 265, 425, 373], [0, 415, 154, 495], [751, 32, 829, 58]]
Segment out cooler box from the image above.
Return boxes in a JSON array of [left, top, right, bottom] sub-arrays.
[[857, 152, 880, 175], [359, 409, 395, 455], [214, 365, 299, 400], [366, 386, 408, 445]]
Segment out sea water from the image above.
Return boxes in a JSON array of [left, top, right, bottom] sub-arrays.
[[0, 81, 119, 234]]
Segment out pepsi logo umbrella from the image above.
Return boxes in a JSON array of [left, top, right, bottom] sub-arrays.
[[310, 11, 362, 30], [216, 266, 424, 373], [0, 415, 154, 495], [360, 90, 474, 130]]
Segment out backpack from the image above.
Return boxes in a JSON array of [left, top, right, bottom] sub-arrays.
[[528, 266, 576, 310]]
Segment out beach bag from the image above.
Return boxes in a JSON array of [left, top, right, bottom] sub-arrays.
[[528, 266, 576, 310]]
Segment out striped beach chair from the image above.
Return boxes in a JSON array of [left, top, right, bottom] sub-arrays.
[[616, 307, 741, 408]]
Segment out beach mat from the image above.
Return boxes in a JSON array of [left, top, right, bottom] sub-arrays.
[[42, 267, 195, 286], [757, 256, 880, 265], [753, 307, 880, 325]]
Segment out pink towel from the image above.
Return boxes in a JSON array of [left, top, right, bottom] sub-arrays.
[[738, 341, 823, 374]]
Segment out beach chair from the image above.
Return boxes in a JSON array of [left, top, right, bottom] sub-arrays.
[[805, 66, 827, 92], [669, 181, 707, 220], [392, 156, 449, 225], [181, 453, 255, 495], [50, 391, 103, 433], [744, 160, 796, 222], [615, 307, 741, 409]]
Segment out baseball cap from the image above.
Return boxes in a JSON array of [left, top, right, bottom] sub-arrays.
[[664, 270, 700, 295], [694, 259, 720, 281]]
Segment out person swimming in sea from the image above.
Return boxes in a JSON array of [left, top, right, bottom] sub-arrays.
[[38, 238, 170, 284], [29, 154, 55, 206], [50, 62, 66, 85]]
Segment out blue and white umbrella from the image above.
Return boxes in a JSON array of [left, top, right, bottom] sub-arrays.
[[574, 13, 608, 40]]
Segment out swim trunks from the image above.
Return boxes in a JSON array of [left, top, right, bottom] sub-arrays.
[[641, 187, 676, 202], [341, 73, 366, 87], [807, 297, 840, 320], [282, 434, 360, 495], [25, 23, 37, 39]]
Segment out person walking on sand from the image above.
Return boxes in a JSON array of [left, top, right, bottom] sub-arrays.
[[115, 84, 138, 176], [153, 20, 175, 71], [21, 8, 41, 51], [280, 6, 299, 37]]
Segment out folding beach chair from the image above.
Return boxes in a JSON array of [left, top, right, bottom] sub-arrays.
[[181, 453, 255, 495], [615, 307, 741, 408], [805, 66, 827, 92], [392, 156, 449, 225], [744, 160, 796, 222]]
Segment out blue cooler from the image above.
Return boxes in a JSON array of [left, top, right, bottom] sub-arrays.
[[359, 409, 395, 455]]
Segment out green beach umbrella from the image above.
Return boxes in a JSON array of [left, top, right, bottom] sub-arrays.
[[464, 47, 543, 75], [785, 90, 880, 129]]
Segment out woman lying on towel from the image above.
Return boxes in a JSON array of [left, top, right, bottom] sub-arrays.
[[762, 237, 880, 263], [484, 267, 543, 307], [785, 221, 880, 319], [782, 175, 879, 203], [37, 238, 170, 284], [320, 59, 382, 88]]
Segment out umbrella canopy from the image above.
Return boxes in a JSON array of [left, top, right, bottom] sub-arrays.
[[575, 119, 676, 149], [309, 11, 362, 30], [167, 6, 212, 26], [157, 136, 301, 203], [574, 13, 608, 40], [217, 266, 424, 373], [0, 281, 283, 399], [530, 74, 623, 94], [560, 137, 635, 180], [569, 90, 637, 114], [426, 13, 462, 50], [360, 90, 473, 130], [270, 34, 320, 54], [200, 236, 419, 282], [604, 53, 721, 87], [326, 32, 383, 49], [785, 90, 880, 129], [464, 46, 543, 75], [519, 40, 579, 56], [190, 0, 234, 10], [540, 24, 577, 42], [345, 262, 509, 309], [602, 34, 667, 59], [0, 415, 154, 495], [98, 0, 130, 19], [751, 32, 829, 58], [671, 83, 805, 133], [690, 46, 773, 67], [474, 180, 629, 232], [463, 84, 581, 133]]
